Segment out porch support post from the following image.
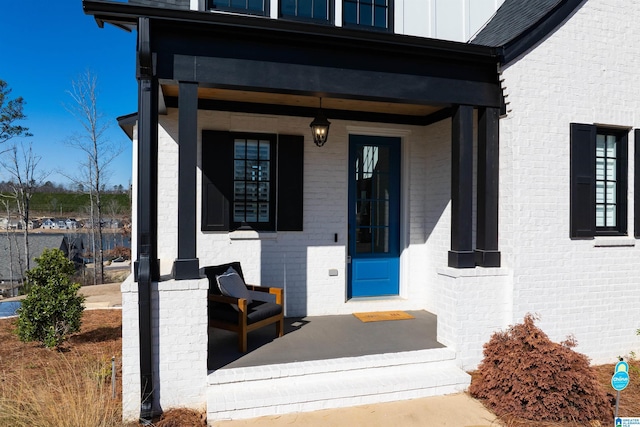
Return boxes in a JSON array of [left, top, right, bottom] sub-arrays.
[[448, 104, 475, 268], [172, 81, 200, 279], [476, 107, 501, 267]]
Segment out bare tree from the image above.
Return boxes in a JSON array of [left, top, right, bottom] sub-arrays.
[[1, 143, 50, 272], [64, 71, 123, 284]]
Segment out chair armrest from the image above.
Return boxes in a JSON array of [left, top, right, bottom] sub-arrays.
[[208, 294, 240, 305], [246, 285, 284, 305]]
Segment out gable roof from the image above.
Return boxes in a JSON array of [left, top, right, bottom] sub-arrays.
[[471, 0, 586, 64]]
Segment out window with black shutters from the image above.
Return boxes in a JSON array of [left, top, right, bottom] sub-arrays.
[[570, 123, 629, 237], [202, 131, 304, 232]]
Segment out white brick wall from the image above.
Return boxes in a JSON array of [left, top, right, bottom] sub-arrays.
[[124, 4, 640, 413], [121, 275, 209, 422], [498, 0, 640, 364], [156, 110, 433, 317]]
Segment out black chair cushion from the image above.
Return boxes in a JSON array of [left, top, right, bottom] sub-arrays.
[[209, 300, 282, 325]]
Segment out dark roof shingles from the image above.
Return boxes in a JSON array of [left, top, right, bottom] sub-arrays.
[[471, 0, 563, 46]]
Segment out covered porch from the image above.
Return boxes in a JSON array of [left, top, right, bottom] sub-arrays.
[[84, 0, 505, 422], [207, 310, 469, 421]]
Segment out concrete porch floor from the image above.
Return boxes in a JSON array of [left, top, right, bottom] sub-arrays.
[[208, 310, 444, 371]]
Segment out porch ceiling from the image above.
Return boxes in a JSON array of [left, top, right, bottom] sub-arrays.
[[161, 85, 442, 117]]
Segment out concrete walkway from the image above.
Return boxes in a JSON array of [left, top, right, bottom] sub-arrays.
[[212, 393, 503, 427]]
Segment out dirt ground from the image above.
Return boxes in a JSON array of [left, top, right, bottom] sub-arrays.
[[1, 306, 637, 427]]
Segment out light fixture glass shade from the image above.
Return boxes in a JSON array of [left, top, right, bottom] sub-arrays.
[[310, 110, 331, 147]]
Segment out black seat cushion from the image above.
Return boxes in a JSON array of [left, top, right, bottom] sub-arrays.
[[209, 300, 282, 325]]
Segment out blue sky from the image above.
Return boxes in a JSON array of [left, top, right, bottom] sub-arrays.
[[1, 1, 136, 188]]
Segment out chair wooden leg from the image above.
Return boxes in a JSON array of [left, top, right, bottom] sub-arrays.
[[276, 318, 284, 338], [239, 332, 247, 353]]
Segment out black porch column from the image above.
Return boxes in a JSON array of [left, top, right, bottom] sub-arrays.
[[476, 107, 501, 267], [172, 81, 200, 279], [448, 105, 475, 268]]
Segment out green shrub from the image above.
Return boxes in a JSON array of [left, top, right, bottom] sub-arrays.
[[16, 249, 85, 349]]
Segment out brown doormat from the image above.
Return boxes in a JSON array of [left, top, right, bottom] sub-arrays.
[[353, 311, 415, 323]]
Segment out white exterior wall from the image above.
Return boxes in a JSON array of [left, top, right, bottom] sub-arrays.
[[121, 275, 209, 421], [155, 110, 440, 317], [498, 0, 640, 365]]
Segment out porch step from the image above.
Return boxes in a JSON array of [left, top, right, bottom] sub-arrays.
[[207, 347, 470, 421]]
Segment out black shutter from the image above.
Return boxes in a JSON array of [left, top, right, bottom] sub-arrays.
[[570, 123, 596, 238], [618, 131, 628, 235], [277, 134, 304, 231], [201, 130, 233, 231], [635, 129, 640, 238]]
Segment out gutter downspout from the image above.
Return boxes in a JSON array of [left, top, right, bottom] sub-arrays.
[[135, 16, 159, 424]]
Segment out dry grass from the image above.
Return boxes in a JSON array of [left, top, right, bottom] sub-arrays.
[[1, 310, 637, 427], [0, 310, 204, 427]]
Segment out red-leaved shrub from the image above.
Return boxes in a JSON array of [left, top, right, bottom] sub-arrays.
[[469, 314, 612, 423]]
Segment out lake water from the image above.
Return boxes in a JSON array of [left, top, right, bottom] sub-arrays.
[[0, 301, 21, 319]]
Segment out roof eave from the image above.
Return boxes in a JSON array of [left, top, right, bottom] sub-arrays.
[[83, 0, 500, 62]]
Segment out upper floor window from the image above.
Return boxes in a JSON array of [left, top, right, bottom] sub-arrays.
[[208, 0, 268, 16], [280, 0, 331, 22], [343, 0, 391, 31], [570, 123, 628, 237]]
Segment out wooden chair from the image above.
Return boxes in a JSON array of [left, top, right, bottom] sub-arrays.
[[204, 262, 284, 353]]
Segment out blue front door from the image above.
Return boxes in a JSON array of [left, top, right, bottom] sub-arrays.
[[348, 135, 401, 298]]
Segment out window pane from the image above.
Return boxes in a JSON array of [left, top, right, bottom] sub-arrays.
[[344, 0, 357, 24], [374, 5, 387, 27], [245, 182, 258, 201], [607, 182, 616, 203], [234, 203, 250, 222], [356, 228, 372, 253], [245, 203, 258, 222], [258, 203, 269, 222], [607, 158, 616, 180], [372, 201, 390, 227], [234, 140, 246, 158], [356, 201, 371, 227], [606, 205, 616, 227], [246, 140, 259, 160], [373, 227, 389, 253], [299, 0, 312, 17], [596, 205, 605, 227], [231, 0, 245, 8], [596, 134, 605, 157], [607, 135, 617, 157], [595, 181, 604, 203], [360, 1, 372, 26], [259, 142, 270, 160], [281, 0, 296, 14], [258, 182, 270, 201], [313, 0, 328, 19], [234, 160, 246, 180], [234, 182, 246, 199], [595, 158, 605, 180], [258, 162, 270, 181]]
